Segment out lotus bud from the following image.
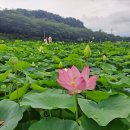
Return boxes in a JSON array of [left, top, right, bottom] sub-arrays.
[[9, 57, 18, 65], [103, 55, 107, 61], [84, 45, 91, 58], [31, 62, 36, 67], [58, 61, 63, 69]]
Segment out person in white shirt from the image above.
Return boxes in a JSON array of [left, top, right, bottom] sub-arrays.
[[44, 37, 48, 43], [48, 36, 52, 43]]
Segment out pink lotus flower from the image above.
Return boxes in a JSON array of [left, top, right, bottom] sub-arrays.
[[57, 66, 98, 95]]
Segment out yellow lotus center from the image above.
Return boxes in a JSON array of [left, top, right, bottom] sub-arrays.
[[70, 79, 75, 87], [64, 68, 68, 71]]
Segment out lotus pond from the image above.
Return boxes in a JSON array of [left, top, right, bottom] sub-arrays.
[[0, 40, 130, 130]]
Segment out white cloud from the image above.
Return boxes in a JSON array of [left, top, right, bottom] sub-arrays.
[[81, 10, 130, 36], [0, 0, 129, 17]]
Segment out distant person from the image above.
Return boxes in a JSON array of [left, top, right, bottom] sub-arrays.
[[48, 36, 52, 43], [44, 37, 48, 43]]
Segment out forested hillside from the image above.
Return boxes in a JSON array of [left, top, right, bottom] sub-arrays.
[[0, 9, 130, 42]]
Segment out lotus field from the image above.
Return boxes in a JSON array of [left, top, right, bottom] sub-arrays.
[[0, 40, 130, 130]]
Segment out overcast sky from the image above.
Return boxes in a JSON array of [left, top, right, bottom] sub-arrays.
[[0, 0, 130, 36]]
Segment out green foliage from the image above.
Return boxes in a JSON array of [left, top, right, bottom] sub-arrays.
[[0, 44, 8, 52], [78, 95, 130, 126], [0, 40, 130, 130], [0, 99, 23, 130], [79, 116, 129, 130], [20, 91, 75, 110], [0, 70, 12, 82], [15, 61, 30, 70], [29, 117, 78, 130], [85, 90, 117, 102], [31, 83, 47, 91], [9, 85, 28, 100]]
